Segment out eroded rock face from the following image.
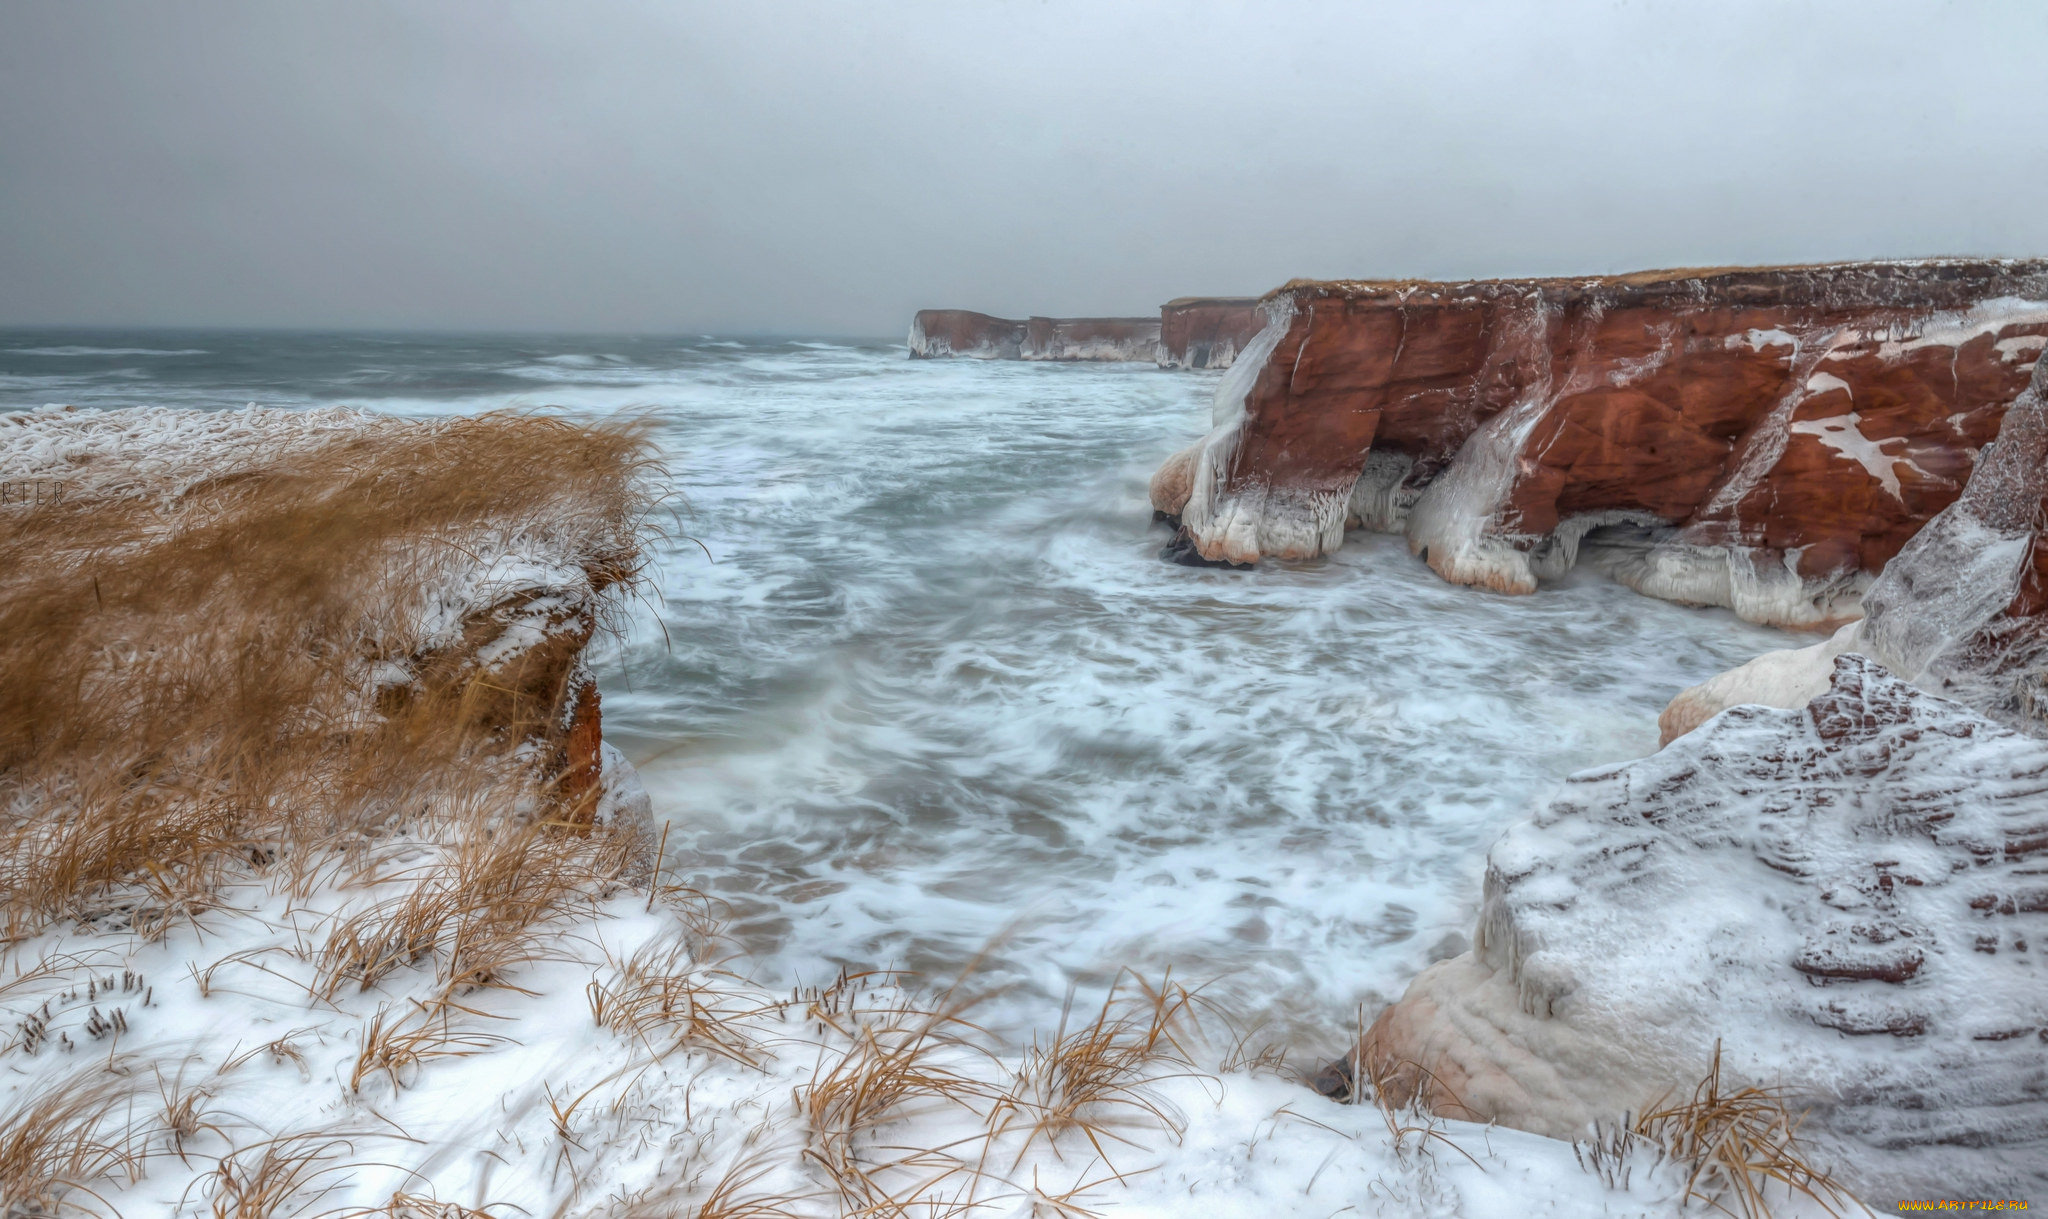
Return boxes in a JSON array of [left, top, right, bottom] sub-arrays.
[[1155, 261, 2048, 627], [1664, 352, 2048, 740], [907, 310, 1160, 361], [1360, 654, 2048, 1200], [1158, 297, 1268, 369], [392, 574, 613, 822]]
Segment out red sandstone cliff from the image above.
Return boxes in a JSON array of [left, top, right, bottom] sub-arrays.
[[1157, 297, 1268, 369], [1663, 349, 2048, 740], [1152, 260, 2048, 627], [908, 309, 1161, 361]]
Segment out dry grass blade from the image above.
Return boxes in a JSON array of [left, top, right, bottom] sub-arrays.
[[798, 985, 996, 1219], [349, 1002, 516, 1096], [1622, 1041, 1852, 1219], [0, 1063, 146, 1215], [196, 1130, 365, 1219], [219, 1028, 317, 1080], [587, 1149, 811, 1218], [315, 809, 624, 1001], [586, 928, 768, 1068], [155, 1062, 226, 1164], [986, 971, 1209, 1175]]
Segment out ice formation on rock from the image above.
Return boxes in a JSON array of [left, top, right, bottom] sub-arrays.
[[1362, 654, 2048, 1201], [1150, 261, 2048, 627]]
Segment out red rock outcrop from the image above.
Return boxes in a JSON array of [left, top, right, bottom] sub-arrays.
[[1352, 654, 2048, 1201], [397, 578, 612, 823], [1662, 348, 2048, 740], [908, 309, 1161, 361], [1154, 261, 2048, 627], [1157, 297, 1268, 369]]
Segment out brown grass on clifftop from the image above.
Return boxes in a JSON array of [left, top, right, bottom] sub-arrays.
[[0, 410, 657, 939]]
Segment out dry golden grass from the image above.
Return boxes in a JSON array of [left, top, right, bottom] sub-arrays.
[[347, 1001, 516, 1096], [1574, 1042, 1853, 1219], [316, 807, 643, 1003], [586, 926, 770, 1068], [192, 1128, 373, 1219], [796, 973, 997, 1219], [0, 1062, 147, 1215], [581, 1150, 812, 1219], [153, 1063, 225, 1165], [0, 409, 657, 940], [985, 971, 1205, 1176]]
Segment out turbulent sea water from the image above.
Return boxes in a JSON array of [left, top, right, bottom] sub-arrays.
[[1, 330, 1799, 1053]]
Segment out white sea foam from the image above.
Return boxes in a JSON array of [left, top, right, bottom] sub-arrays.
[[554, 341, 1803, 1050]]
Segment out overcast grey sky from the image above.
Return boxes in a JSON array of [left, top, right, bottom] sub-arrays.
[[2, 1, 2044, 335]]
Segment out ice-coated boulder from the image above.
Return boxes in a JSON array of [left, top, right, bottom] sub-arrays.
[[1360, 654, 2048, 1201]]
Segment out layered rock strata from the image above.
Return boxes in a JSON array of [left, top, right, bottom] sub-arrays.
[[1152, 260, 2048, 628], [1664, 350, 2048, 740], [908, 309, 1161, 362], [1157, 297, 1268, 369], [1357, 655, 2048, 1200]]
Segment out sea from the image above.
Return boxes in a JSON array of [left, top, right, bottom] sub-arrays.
[[0, 329, 1799, 1054]]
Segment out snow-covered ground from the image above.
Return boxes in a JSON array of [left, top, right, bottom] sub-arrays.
[[0, 851, 1858, 1217]]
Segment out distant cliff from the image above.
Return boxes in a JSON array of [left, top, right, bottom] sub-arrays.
[[1158, 297, 1266, 369], [908, 310, 1159, 362], [1151, 259, 2048, 627]]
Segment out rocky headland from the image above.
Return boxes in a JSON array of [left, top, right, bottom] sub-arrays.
[[907, 309, 1161, 362], [1158, 296, 1268, 369], [1150, 259, 2048, 628], [908, 297, 1271, 368]]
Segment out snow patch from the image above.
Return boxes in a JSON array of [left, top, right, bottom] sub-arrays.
[[1787, 410, 1915, 501]]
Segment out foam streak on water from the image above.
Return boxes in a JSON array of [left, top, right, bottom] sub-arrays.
[[1, 330, 1798, 1049]]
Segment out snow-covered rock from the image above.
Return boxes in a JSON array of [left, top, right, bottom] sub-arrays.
[[1363, 654, 2048, 1202], [1658, 621, 1859, 744]]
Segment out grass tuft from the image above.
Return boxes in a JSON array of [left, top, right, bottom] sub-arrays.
[[986, 970, 1207, 1177], [0, 1062, 146, 1215], [586, 924, 768, 1069], [1575, 1041, 1853, 1219], [797, 974, 996, 1218]]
